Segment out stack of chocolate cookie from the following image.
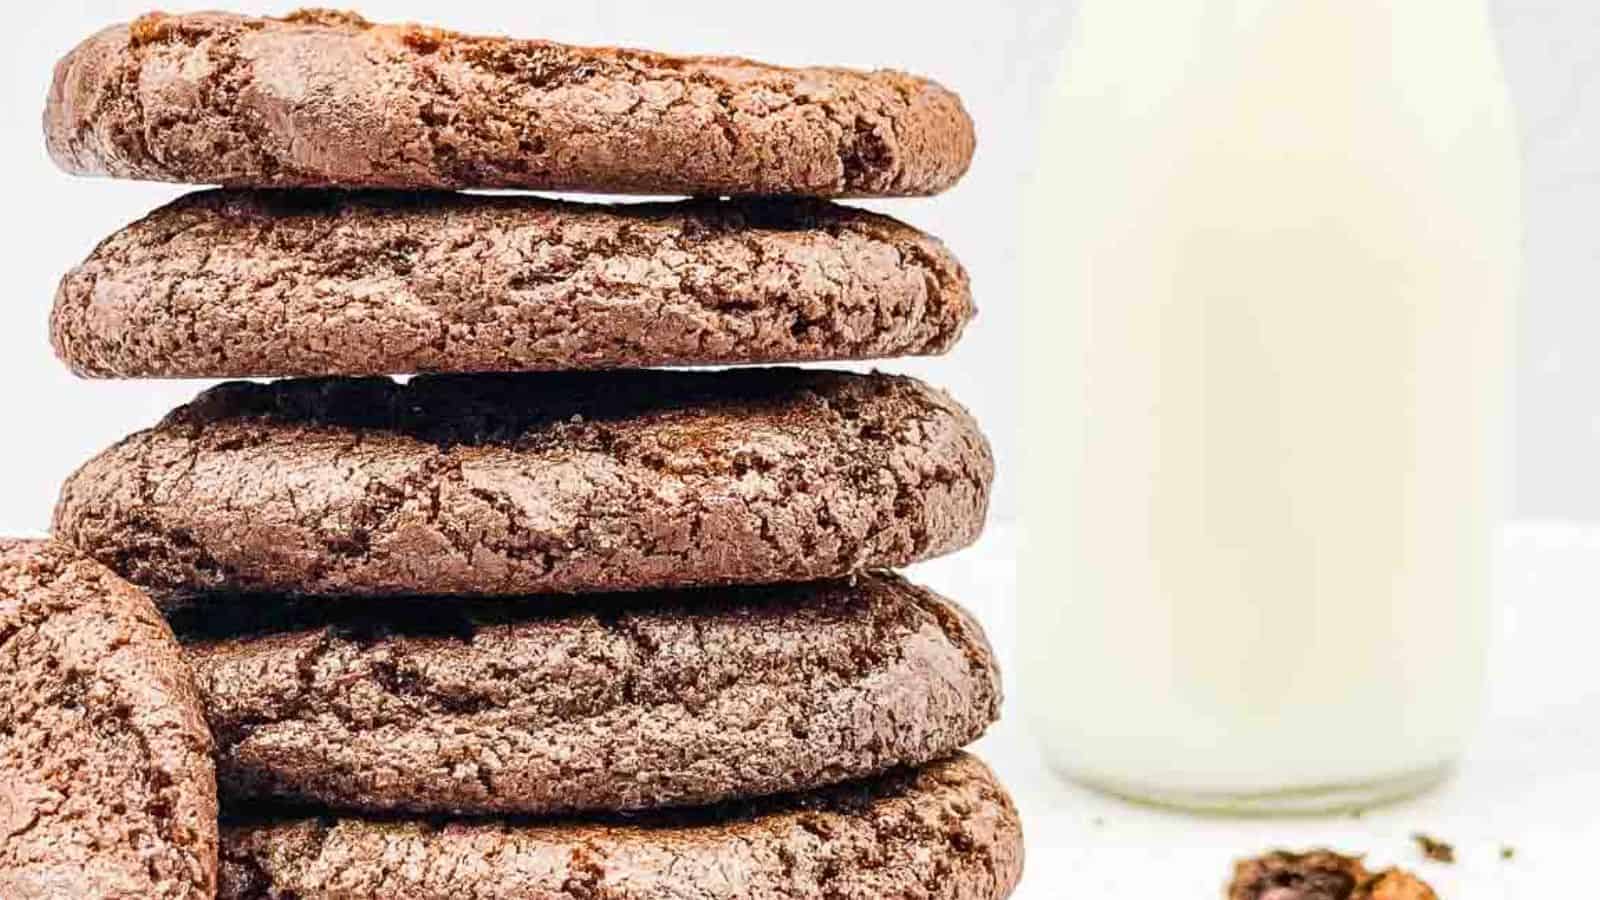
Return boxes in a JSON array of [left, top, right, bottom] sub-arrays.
[[37, 9, 1021, 899]]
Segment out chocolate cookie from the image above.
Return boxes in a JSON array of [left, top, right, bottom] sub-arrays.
[[53, 191, 973, 379], [55, 369, 991, 600], [218, 754, 1023, 900], [46, 10, 976, 196], [174, 573, 999, 815], [0, 540, 217, 899]]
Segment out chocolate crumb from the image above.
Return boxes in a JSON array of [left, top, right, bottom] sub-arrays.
[[1228, 850, 1438, 900], [1412, 834, 1455, 864], [1362, 870, 1439, 900]]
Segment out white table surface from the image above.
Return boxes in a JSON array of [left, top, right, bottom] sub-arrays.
[[908, 522, 1600, 897]]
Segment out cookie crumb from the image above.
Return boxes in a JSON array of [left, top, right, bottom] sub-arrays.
[[1362, 869, 1439, 900], [1228, 850, 1438, 900], [1411, 834, 1455, 864]]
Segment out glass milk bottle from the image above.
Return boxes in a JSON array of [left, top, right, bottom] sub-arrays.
[[1021, 0, 1521, 811]]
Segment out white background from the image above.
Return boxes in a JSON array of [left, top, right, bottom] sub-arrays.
[[3, 2, 1598, 897]]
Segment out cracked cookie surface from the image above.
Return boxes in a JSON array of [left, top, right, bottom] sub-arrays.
[[218, 753, 1023, 900], [54, 369, 992, 599], [0, 539, 217, 900], [53, 191, 973, 378], [174, 573, 1000, 816], [45, 9, 976, 196]]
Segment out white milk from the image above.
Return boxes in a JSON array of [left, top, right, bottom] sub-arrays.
[[1020, 0, 1520, 810]]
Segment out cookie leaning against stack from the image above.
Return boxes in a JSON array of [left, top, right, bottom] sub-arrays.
[[0, 540, 217, 900], [40, 9, 1022, 899]]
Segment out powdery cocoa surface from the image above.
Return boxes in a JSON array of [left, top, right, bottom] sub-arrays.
[[0, 539, 217, 900], [45, 9, 976, 196], [53, 191, 973, 378], [174, 573, 1000, 816], [218, 753, 1023, 900], [54, 369, 992, 600]]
